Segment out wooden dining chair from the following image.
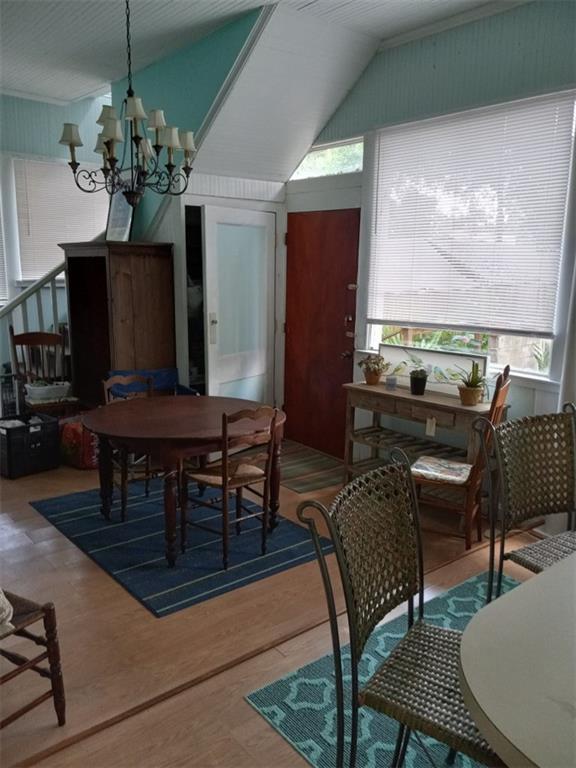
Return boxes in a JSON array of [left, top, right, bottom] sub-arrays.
[[481, 401, 576, 602], [181, 406, 278, 569], [102, 374, 154, 521], [410, 366, 511, 549], [297, 459, 502, 768], [9, 325, 66, 384], [0, 591, 65, 729]]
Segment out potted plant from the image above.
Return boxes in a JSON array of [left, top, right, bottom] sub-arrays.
[[409, 367, 428, 396], [358, 354, 390, 385], [456, 361, 486, 406]]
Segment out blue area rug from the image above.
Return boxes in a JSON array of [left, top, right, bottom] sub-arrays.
[[31, 480, 332, 618], [247, 573, 518, 768]]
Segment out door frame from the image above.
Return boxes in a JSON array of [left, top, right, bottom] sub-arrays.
[[149, 186, 287, 406]]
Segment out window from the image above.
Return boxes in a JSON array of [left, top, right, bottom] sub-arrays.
[[14, 158, 108, 280], [363, 92, 576, 374], [290, 140, 363, 180]]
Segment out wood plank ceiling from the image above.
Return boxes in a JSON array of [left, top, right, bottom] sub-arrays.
[[0, 0, 523, 103]]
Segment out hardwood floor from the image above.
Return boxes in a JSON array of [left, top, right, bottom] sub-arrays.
[[0, 465, 532, 767]]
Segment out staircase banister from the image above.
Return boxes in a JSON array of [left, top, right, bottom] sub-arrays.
[[0, 261, 66, 321]]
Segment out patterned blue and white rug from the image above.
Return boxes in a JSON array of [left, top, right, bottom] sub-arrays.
[[247, 573, 517, 768], [31, 479, 332, 618]]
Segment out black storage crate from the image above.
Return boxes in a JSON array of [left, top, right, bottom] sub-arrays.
[[0, 414, 60, 479]]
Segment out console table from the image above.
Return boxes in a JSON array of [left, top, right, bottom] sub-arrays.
[[343, 382, 492, 480]]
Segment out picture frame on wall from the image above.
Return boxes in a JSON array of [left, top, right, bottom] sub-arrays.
[[105, 191, 133, 241], [378, 343, 488, 396]]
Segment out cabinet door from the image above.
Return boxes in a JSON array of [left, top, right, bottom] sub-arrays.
[[109, 246, 175, 370]]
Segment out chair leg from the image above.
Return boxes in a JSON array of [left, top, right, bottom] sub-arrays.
[[391, 724, 406, 767], [222, 491, 229, 570], [261, 498, 269, 556], [43, 604, 66, 727], [446, 747, 457, 765], [397, 727, 411, 766], [145, 455, 151, 497], [120, 449, 128, 522], [179, 465, 188, 554], [235, 488, 242, 535]]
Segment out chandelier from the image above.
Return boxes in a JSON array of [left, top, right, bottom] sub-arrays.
[[59, 0, 195, 207]]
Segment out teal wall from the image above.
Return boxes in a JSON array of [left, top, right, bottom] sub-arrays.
[[318, 0, 576, 142], [0, 94, 110, 162], [111, 10, 260, 236]]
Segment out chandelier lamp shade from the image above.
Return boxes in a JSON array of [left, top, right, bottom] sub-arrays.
[[59, 0, 196, 208]]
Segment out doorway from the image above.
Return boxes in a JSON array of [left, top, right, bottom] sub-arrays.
[[202, 205, 276, 403], [284, 208, 360, 458]]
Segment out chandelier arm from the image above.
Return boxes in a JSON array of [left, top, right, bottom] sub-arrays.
[[143, 169, 191, 196], [73, 168, 112, 194]]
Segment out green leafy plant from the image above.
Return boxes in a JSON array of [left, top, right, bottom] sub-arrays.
[[456, 361, 486, 388], [410, 368, 428, 379], [358, 354, 390, 375]]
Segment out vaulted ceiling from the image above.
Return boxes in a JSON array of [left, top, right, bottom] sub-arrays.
[[0, 0, 525, 104]]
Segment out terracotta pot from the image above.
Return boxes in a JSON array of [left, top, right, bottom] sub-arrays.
[[458, 386, 483, 406], [364, 370, 381, 385]]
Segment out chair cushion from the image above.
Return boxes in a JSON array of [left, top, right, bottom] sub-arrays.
[[411, 456, 472, 485], [507, 530, 576, 573], [361, 621, 500, 765], [189, 463, 265, 488]]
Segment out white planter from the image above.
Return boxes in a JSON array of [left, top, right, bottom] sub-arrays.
[[24, 382, 71, 401]]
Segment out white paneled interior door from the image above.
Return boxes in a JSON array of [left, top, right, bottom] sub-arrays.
[[202, 205, 276, 403]]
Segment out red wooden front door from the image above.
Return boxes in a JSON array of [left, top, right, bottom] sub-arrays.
[[284, 209, 360, 458]]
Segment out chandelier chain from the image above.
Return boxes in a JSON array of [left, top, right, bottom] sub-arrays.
[[125, 0, 133, 94]]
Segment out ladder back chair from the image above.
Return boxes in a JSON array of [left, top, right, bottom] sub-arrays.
[[411, 365, 511, 549], [102, 374, 154, 520], [182, 406, 278, 569], [9, 325, 66, 384], [297, 458, 502, 768], [480, 401, 576, 602], [0, 591, 65, 729]]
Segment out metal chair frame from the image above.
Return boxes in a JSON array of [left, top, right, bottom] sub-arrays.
[[478, 402, 576, 602], [297, 452, 500, 768]]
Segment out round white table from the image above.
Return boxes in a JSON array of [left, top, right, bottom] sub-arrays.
[[459, 553, 576, 767]]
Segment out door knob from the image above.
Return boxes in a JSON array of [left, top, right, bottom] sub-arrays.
[[340, 351, 353, 359]]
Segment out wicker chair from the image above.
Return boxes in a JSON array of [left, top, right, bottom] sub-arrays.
[[0, 591, 65, 729], [297, 459, 501, 768], [479, 402, 576, 602], [102, 374, 154, 521], [411, 366, 510, 549]]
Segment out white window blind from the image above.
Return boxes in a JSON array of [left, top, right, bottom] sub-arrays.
[[14, 158, 108, 280], [0, 204, 8, 302], [365, 92, 576, 337]]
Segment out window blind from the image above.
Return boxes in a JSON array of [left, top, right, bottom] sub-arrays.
[[365, 92, 576, 337], [0, 204, 7, 302], [14, 159, 108, 280]]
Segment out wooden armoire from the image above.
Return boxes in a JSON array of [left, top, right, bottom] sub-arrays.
[[60, 241, 175, 406]]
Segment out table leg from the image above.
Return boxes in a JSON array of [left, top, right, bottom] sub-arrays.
[[164, 467, 178, 567], [270, 439, 282, 530], [343, 398, 354, 483], [98, 436, 113, 521]]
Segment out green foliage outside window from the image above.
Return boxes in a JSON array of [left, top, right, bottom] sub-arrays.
[[290, 141, 363, 180]]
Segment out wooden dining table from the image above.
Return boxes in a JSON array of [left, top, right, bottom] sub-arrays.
[[459, 554, 576, 767], [82, 396, 286, 566]]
